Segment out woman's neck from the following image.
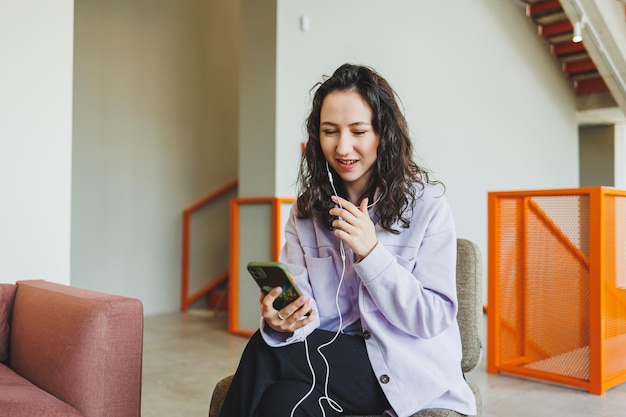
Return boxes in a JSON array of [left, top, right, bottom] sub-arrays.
[[345, 180, 369, 206], [346, 189, 363, 206]]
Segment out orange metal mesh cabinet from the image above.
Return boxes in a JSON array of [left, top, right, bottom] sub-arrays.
[[487, 187, 626, 395]]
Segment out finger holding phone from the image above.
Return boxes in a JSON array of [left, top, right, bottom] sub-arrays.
[[247, 261, 315, 332], [260, 287, 315, 332]]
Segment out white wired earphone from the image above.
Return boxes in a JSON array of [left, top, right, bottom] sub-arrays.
[[290, 163, 347, 417], [290, 162, 383, 417]]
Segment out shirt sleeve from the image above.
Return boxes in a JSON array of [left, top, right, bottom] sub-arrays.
[[354, 193, 458, 339]]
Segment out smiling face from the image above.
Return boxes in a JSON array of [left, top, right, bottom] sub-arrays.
[[320, 90, 380, 204]]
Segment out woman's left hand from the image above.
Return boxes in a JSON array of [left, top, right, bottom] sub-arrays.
[[329, 196, 378, 260]]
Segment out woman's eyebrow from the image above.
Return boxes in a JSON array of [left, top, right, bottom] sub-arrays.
[[320, 121, 371, 127]]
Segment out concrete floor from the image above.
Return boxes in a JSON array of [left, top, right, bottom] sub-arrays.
[[141, 311, 626, 417]]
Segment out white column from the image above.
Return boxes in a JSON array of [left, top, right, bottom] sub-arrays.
[[615, 123, 626, 189], [234, 0, 279, 332], [0, 1, 74, 284]]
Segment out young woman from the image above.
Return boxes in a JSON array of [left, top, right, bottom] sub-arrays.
[[219, 63, 477, 417]]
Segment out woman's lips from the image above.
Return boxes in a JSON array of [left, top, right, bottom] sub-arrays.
[[337, 159, 357, 170]]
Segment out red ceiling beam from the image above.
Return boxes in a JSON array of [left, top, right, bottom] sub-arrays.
[[526, 0, 562, 17], [539, 20, 573, 37], [551, 41, 586, 56], [562, 59, 597, 74], [574, 77, 608, 95]]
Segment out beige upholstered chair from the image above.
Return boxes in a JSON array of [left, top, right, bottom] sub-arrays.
[[209, 238, 484, 417]]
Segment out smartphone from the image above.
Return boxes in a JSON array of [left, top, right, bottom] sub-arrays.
[[247, 261, 309, 314]]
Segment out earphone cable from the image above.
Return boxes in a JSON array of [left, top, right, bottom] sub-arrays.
[[289, 336, 317, 417], [315, 239, 345, 416], [293, 163, 375, 416]]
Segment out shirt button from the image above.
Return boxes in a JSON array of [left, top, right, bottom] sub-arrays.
[[379, 374, 390, 384], [363, 330, 371, 339]]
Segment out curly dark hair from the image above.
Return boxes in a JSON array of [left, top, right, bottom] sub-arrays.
[[296, 63, 441, 233]]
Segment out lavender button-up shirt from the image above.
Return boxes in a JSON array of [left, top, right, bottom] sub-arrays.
[[260, 183, 477, 417]]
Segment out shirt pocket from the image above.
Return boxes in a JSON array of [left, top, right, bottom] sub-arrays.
[[304, 254, 340, 317]]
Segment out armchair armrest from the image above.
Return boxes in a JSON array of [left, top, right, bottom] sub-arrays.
[[9, 280, 143, 417]]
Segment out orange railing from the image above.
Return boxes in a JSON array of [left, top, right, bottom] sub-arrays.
[[180, 180, 238, 312], [228, 197, 295, 336], [487, 187, 626, 395]]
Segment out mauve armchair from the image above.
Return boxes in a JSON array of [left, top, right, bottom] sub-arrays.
[[0, 280, 143, 417]]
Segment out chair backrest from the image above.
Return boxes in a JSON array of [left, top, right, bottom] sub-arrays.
[[455, 238, 483, 373]]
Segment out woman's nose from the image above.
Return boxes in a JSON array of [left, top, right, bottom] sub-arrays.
[[335, 131, 352, 155]]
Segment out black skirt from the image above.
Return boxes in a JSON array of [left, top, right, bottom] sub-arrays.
[[219, 328, 391, 417]]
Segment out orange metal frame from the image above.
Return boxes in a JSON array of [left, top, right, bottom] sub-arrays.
[[180, 180, 238, 312], [228, 197, 295, 337], [487, 187, 626, 395]]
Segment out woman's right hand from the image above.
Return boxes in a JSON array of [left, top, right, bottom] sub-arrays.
[[260, 287, 315, 332]]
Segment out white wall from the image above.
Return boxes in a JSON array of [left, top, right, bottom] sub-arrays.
[[2, 0, 581, 313], [0, 1, 74, 284], [71, 0, 239, 314], [274, 0, 579, 266]]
